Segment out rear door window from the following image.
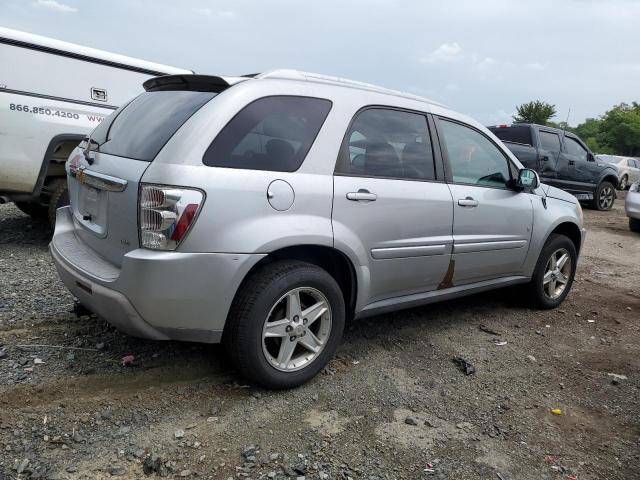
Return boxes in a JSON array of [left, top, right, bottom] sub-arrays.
[[94, 91, 216, 161], [335, 108, 436, 180], [539, 131, 561, 154], [203, 96, 332, 172]]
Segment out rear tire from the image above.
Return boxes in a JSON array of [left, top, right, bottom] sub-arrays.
[[619, 175, 628, 191], [523, 234, 577, 309], [14, 201, 48, 220], [591, 181, 615, 211], [224, 260, 345, 389], [630, 217, 640, 233], [47, 178, 69, 227]]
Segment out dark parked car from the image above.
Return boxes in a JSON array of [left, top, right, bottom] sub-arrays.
[[488, 123, 619, 210]]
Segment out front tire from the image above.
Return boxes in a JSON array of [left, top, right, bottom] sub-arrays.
[[224, 260, 345, 389], [524, 234, 577, 309], [592, 181, 615, 211], [630, 217, 640, 233]]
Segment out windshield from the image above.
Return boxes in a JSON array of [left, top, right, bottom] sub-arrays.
[[88, 90, 216, 162]]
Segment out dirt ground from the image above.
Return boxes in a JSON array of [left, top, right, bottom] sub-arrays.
[[0, 195, 638, 480]]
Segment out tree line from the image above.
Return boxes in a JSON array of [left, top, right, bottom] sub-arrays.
[[512, 100, 640, 156]]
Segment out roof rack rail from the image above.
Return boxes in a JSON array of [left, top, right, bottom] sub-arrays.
[[256, 69, 444, 107]]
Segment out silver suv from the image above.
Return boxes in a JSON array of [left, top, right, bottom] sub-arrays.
[[51, 70, 586, 388]]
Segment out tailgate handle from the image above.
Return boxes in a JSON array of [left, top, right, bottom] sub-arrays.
[[71, 168, 127, 192]]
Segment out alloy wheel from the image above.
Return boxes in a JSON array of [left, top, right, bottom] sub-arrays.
[[599, 186, 614, 209], [262, 287, 332, 372], [543, 248, 572, 299]]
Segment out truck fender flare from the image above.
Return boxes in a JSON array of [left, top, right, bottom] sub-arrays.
[[596, 168, 619, 189], [32, 133, 85, 197]]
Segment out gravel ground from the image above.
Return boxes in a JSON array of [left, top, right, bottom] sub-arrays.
[[0, 197, 638, 480]]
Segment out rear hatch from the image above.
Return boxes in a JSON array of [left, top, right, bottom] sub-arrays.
[[67, 81, 219, 267]]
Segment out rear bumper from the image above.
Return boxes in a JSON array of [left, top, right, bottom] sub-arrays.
[[50, 206, 265, 342]]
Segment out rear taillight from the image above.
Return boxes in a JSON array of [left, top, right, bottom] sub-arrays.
[[139, 184, 204, 250]]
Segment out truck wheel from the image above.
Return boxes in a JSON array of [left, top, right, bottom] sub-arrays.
[[592, 181, 615, 211], [619, 175, 628, 190], [14, 201, 48, 220], [224, 260, 345, 389], [523, 234, 577, 309], [47, 178, 69, 226], [630, 218, 640, 233]]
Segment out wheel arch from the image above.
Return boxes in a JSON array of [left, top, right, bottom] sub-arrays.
[[598, 170, 619, 190], [233, 244, 359, 320], [548, 221, 583, 255], [32, 133, 84, 197]]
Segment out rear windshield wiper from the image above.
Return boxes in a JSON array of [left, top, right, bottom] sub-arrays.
[[83, 138, 99, 165]]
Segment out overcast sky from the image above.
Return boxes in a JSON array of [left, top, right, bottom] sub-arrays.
[[2, 0, 638, 125]]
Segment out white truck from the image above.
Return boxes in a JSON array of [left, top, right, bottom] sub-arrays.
[[0, 27, 191, 224]]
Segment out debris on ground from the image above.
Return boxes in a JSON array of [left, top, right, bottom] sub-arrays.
[[121, 354, 135, 366], [479, 324, 501, 336], [452, 356, 476, 375], [0, 200, 638, 479]]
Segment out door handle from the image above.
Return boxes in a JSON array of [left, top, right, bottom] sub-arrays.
[[347, 189, 377, 201], [568, 160, 575, 165], [539, 155, 549, 162], [458, 197, 479, 207]]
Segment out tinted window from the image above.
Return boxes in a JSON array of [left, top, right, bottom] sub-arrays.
[[88, 106, 121, 145], [439, 120, 511, 188], [565, 137, 588, 161], [539, 131, 561, 153], [489, 126, 532, 145], [335, 108, 435, 180], [96, 91, 215, 161], [203, 96, 332, 172]]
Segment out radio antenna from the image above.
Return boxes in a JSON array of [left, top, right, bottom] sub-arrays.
[[556, 107, 571, 164], [559, 107, 571, 145]]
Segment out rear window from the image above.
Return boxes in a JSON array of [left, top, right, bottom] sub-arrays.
[[490, 126, 532, 146], [539, 131, 561, 153], [203, 96, 332, 172], [92, 91, 216, 161]]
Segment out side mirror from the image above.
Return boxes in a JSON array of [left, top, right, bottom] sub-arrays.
[[516, 168, 540, 190], [587, 152, 595, 162]]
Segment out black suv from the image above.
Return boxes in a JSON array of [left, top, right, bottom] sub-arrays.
[[488, 123, 619, 210]]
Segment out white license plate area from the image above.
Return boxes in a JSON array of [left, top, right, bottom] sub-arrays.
[[574, 193, 593, 201], [76, 184, 107, 235], [82, 185, 100, 217]]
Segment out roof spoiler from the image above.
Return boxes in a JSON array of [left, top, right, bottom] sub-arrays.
[[143, 74, 248, 93]]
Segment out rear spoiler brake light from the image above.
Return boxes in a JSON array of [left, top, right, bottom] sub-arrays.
[[143, 74, 247, 93]]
